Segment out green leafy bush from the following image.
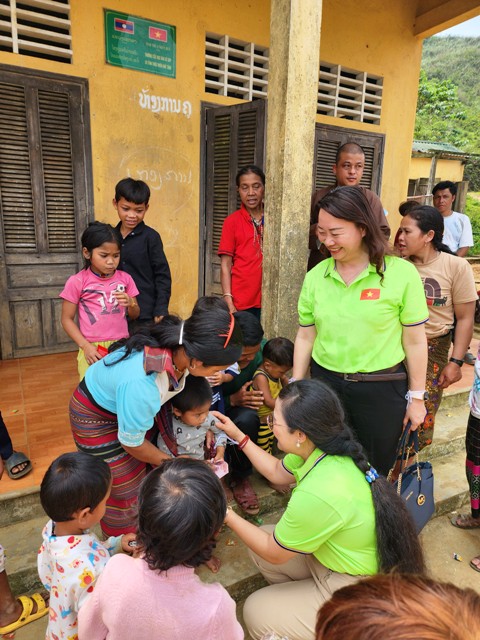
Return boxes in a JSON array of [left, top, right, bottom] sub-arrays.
[[466, 194, 480, 256]]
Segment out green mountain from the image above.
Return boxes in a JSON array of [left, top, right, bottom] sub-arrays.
[[415, 36, 480, 154]]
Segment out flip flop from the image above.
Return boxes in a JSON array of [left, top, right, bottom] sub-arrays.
[[231, 477, 260, 516], [4, 451, 32, 480], [470, 557, 480, 573], [0, 593, 48, 635], [450, 514, 480, 530]]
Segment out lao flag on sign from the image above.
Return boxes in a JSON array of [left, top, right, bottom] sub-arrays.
[[149, 26, 167, 42], [114, 18, 134, 34], [360, 288, 380, 300]]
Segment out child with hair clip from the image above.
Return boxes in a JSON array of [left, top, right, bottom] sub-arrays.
[[38, 452, 135, 640], [78, 458, 243, 640], [60, 221, 140, 379], [251, 337, 294, 454]]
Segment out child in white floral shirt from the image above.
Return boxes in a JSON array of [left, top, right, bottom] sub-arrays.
[[37, 452, 134, 640]]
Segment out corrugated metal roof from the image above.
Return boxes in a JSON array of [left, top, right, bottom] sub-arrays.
[[412, 140, 466, 154]]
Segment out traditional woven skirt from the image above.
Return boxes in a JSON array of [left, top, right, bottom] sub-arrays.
[[69, 382, 155, 536], [418, 332, 451, 451]]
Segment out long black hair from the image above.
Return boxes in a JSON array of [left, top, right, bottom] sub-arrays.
[[136, 458, 226, 570], [278, 379, 425, 574], [317, 186, 391, 279], [108, 296, 243, 367], [404, 205, 454, 254]]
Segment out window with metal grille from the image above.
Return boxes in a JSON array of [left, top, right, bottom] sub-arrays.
[[205, 33, 383, 125], [0, 0, 72, 63], [205, 33, 269, 100]]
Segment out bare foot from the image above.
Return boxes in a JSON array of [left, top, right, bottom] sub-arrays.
[[204, 555, 221, 573]]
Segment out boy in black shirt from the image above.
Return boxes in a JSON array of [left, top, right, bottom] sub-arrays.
[[114, 178, 171, 324]]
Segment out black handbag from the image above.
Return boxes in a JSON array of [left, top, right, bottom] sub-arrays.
[[389, 424, 435, 533]]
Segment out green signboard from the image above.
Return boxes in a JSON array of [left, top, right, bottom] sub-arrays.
[[104, 10, 176, 78]]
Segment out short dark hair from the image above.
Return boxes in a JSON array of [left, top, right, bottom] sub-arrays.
[[279, 380, 424, 575], [235, 165, 265, 187], [432, 180, 457, 197], [40, 452, 111, 522], [263, 337, 294, 367], [335, 142, 364, 164], [234, 311, 264, 346], [136, 458, 226, 571], [398, 200, 419, 216], [317, 186, 391, 279], [171, 375, 213, 413], [81, 222, 122, 269], [114, 177, 151, 204]]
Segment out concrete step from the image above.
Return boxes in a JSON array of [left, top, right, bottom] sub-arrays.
[[419, 398, 469, 461]]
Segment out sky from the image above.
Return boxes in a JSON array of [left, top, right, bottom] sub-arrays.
[[437, 15, 480, 37]]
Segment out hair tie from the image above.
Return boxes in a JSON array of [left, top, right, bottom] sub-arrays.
[[365, 467, 379, 484], [178, 321, 185, 346]]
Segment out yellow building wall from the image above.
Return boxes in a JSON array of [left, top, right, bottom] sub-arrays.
[[409, 157, 466, 183], [0, 0, 424, 315]]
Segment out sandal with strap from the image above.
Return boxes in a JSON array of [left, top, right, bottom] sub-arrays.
[[231, 477, 260, 515], [450, 514, 480, 530], [0, 593, 48, 635], [4, 452, 32, 480]]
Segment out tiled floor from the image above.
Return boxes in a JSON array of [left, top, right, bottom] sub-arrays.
[[0, 351, 78, 496], [0, 338, 478, 497]]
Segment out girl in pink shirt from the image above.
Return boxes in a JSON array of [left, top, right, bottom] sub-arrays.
[[78, 458, 244, 640], [60, 222, 140, 379]]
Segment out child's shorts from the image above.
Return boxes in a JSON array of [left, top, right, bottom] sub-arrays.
[[77, 340, 115, 380]]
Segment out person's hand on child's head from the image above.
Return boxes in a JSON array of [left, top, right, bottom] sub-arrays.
[[121, 533, 137, 554]]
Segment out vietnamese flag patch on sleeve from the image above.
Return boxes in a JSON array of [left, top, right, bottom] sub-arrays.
[[360, 288, 380, 300]]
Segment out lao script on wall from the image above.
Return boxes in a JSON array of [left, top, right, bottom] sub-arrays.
[[138, 88, 192, 119]]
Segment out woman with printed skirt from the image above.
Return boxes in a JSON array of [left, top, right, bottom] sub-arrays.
[[69, 301, 242, 536], [397, 206, 476, 450], [293, 187, 429, 476], [214, 380, 424, 640]]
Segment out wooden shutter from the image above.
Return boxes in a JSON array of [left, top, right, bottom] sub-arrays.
[[313, 124, 384, 195], [203, 99, 266, 296], [0, 66, 93, 358]]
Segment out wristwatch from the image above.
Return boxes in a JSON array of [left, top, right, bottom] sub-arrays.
[[449, 356, 464, 367], [406, 390, 429, 403]]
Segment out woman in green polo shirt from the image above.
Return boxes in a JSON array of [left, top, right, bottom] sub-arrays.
[[293, 186, 429, 475], [214, 379, 424, 640]]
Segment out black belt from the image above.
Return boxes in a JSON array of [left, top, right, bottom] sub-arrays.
[[326, 364, 407, 383]]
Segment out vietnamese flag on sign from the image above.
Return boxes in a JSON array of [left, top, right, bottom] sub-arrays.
[[360, 288, 380, 300], [149, 26, 168, 41]]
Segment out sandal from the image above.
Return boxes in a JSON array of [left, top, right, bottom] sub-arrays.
[[450, 514, 480, 530], [231, 477, 260, 515], [470, 556, 480, 573], [4, 451, 32, 480], [0, 593, 48, 635]]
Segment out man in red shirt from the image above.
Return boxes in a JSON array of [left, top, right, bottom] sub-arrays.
[[218, 166, 265, 319]]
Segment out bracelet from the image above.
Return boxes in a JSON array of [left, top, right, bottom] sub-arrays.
[[222, 293, 233, 298], [449, 356, 464, 367], [237, 435, 250, 450], [405, 390, 427, 403]]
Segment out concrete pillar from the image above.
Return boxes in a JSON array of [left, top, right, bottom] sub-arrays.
[[262, 0, 322, 340]]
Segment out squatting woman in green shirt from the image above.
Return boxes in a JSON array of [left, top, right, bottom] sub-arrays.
[[294, 186, 429, 475], [214, 379, 424, 640]]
